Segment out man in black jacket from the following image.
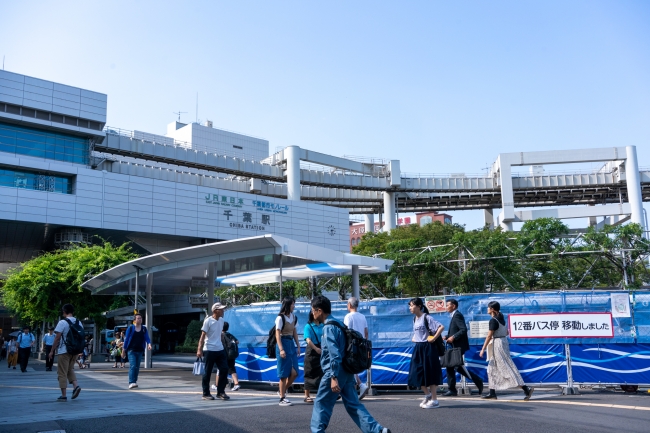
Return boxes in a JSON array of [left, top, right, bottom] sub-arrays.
[[442, 299, 484, 396]]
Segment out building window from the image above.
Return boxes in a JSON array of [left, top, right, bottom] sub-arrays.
[[0, 121, 89, 165], [420, 216, 433, 226], [0, 166, 74, 194]]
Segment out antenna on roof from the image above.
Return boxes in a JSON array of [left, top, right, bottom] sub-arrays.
[[173, 111, 187, 122]]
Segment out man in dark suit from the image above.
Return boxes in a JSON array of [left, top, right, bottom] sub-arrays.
[[442, 299, 484, 396]]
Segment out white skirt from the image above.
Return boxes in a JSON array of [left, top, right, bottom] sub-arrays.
[[487, 337, 525, 390]]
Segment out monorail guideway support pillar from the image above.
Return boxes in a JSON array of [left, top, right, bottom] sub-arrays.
[[286, 146, 301, 201], [483, 209, 494, 230], [383, 192, 396, 233], [145, 272, 153, 369], [364, 214, 374, 236], [626, 145, 645, 228]]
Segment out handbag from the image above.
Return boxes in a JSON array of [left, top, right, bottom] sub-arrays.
[[193, 356, 205, 376], [441, 344, 464, 368]]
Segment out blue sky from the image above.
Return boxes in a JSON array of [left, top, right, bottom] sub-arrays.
[[1, 1, 649, 229]]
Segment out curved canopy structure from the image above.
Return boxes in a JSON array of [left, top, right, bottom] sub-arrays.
[[81, 234, 393, 295]]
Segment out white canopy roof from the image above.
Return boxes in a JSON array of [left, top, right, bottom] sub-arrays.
[[82, 234, 393, 295]]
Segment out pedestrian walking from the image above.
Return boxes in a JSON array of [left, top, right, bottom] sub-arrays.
[[214, 321, 241, 392], [49, 304, 82, 402], [275, 296, 300, 407], [303, 310, 324, 404], [0, 332, 5, 361], [310, 295, 391, 433], [122, 313, 152, 389], [408, 297, 445, 409], [17, 326, 35, 373], [112, 331, 125, 368], [479, 301, 534, 401], [344, 297, 370, 399], [197, 302, 230, 401], [43, 327, 56, 371], [6, 337, 18, 369], [442, 299, 484, 396]]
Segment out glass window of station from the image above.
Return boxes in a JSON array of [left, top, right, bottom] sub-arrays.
[[0, 121, 89, 165], [0, 166, 73, 194]]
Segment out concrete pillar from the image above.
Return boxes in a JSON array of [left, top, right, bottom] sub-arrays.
[[483, 209, 494, 229], [498, 155, 515, 229], [626, 146, 645, 227], [286, 146, 301, 201], [207, 262, 216, 310], [144, 272, 153, 369], [352, 265, 360, 299], [383, 192, 396, 232], [364, 214, 374, 235]]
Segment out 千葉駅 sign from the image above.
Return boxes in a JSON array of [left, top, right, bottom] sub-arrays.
[[508, 312, 614, 338]]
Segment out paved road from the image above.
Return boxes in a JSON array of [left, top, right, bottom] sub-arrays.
[[1, 360, 648, 433]]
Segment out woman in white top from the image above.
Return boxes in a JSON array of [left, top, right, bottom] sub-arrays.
[[408, 297, 445, 409], [275, 296, 300, 406]]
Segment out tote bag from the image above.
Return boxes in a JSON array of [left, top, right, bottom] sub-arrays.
[[193, 357, 205, 376]]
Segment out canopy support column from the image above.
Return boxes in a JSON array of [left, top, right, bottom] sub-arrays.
[[352, 265, 360, 299], [145, 272, 153, 369]]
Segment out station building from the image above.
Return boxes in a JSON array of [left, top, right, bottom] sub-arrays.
[[0, 70, 349, 348]]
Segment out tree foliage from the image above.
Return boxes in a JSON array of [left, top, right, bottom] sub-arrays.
[[352, 219, 650, 298], [0, 241, 138, 328]]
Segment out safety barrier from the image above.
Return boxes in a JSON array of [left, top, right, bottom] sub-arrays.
[[223, 290, 650, 389]]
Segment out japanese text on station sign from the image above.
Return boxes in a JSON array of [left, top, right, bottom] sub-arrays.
[[508, 313, 614, 338]]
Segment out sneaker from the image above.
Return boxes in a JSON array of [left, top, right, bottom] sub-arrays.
[[443, 390, 457, 397], [382, 429, 392, 433], [419, 394, 432, 408], [524, 387, 535, 401], [128, 383, 137, 389], [359, 383, 369, 400], [232, 384, 241, 391], [283, 397, 292, 404], [422, 399, 440, 409], [216, 393, 230, 401], [202, 394, 215, 400], [56, 396, 67, 402], [71, 386, 81, 400], [211, 384, 218, 391], [279, 398, 293, 406]]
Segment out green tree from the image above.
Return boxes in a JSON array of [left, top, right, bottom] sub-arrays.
[[0, 241, 138, 328]]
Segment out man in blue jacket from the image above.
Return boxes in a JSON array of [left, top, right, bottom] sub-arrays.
[[309, 296, 390, 433]]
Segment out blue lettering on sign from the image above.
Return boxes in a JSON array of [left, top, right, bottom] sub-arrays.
[[252, 200, 289, 214]]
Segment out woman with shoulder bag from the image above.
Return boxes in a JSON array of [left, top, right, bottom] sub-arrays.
[[302, 310, 324, 403], [112, 332, 125, 368], [408, 297, 445, 409], [479, 301, 534, 401]]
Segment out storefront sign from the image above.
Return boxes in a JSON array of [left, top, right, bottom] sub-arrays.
[[509, 313, 614, 338]]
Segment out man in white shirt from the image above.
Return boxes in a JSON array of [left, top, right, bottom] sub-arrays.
[[50, 304, 82, 402], [344, 297, 370, 399], [197, 302, 230, 401]]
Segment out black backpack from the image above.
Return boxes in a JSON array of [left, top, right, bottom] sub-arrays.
[[266, 315, 297, 359], [222, 332, 239, 360], [417, 313, 445, 355], [64, 318, 86, 355], [324, 320, 372, 374]]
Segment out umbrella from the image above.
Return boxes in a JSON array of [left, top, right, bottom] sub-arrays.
[[9, 331, 21, 337]]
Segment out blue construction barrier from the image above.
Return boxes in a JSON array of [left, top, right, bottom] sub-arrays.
[[223, 290, 650, 386]]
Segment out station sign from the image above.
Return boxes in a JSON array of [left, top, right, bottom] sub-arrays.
[[508, 312, 614, 338]]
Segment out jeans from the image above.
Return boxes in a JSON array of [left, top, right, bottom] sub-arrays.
[[18, 347, 31, 372], [202, 350, 229, 396], [310, 373, 383, 433], [127, 351, 143, 384]]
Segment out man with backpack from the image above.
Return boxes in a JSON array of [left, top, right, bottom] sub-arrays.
[[309, 296, 391, 433], [49, 304, 82, 402], [17, 325, 35, 372]]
